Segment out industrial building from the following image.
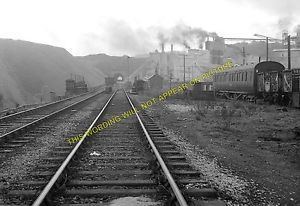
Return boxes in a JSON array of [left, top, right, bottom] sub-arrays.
[[273, 30, 300, 69], [147, 37, 225, 83]]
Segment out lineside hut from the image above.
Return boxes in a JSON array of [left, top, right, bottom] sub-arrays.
[[148, 73, 163, 91], [132, 79, 147, 93]]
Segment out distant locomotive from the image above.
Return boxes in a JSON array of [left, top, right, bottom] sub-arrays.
[[192, 61, 300, 107]]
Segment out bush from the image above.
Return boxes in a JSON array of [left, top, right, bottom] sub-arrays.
[[220, 105, 236, 129], [231, 101, 244, 110], [193, 101, 207, 120]]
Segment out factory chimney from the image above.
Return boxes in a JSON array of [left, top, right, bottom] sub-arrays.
[[161, 43, 165, 53]]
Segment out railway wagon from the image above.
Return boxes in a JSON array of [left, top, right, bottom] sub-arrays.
[[282, 68, 300, 107], [191, 81, 215, 100], [213, 61, 285, 103]]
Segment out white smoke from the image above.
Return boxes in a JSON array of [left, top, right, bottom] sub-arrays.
[[156, 23, 216, 49]]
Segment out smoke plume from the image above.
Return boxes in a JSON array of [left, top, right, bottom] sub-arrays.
[[157, 23, 216, 49], [278, 16, 294, 31], [99, 20, 216, 55]]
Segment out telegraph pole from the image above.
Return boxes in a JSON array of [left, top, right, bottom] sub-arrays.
[[266, 37, 269, 61], [242, 47, 245, 65], [287, 35, 291, 70], [183, 54, 186, 83], [169, 71, 173, 90], [126, 56, 130, 81]]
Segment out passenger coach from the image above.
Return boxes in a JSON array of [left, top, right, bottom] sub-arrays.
[[213, 61, 286, 103]]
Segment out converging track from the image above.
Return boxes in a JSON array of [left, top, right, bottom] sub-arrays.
[[0, 91, 103, 159], [3, 90, 224, 206]]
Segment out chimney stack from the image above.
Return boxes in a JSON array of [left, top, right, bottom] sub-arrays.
[[161, 43, 165, 53]]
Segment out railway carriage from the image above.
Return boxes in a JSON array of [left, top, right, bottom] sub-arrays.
[[213, 61, 286, 103], [255, 61, 285, 103], [213, 65, 256, 100]]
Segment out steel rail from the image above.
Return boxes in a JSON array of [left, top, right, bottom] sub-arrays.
[[32, 90, 117, 206], [0, 90, 104, 142], [0, 89, 98, 122], [124, 90, 188, 206]]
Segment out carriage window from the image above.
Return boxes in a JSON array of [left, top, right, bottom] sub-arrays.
[[245, 72, 247, 81]]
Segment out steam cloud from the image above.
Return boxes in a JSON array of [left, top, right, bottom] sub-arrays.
[[278, 17, 294, 31], [96, 20, 217, 55], [157, 23, 217, 49]]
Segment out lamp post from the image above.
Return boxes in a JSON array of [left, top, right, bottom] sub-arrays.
[[183, 54, 186, 83], [254, 34, 281, 61], [254, 34, 270, 61], [254, 33, 292, 69], [125, 55, 130, 82], [287, 35, 291, 70]]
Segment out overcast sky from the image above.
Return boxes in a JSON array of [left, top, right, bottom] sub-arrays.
[[0, 0, 299, 56]]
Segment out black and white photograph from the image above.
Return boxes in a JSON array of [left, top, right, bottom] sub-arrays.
[[0, 0, 299, 205]]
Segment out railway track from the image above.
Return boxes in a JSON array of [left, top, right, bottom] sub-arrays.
[[3, 90, 224, 206], [0, 90, 103, 159]]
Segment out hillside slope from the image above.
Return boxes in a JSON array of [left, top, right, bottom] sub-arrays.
[[77, 54, 147, 78], [0, 39, 105, 108]]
